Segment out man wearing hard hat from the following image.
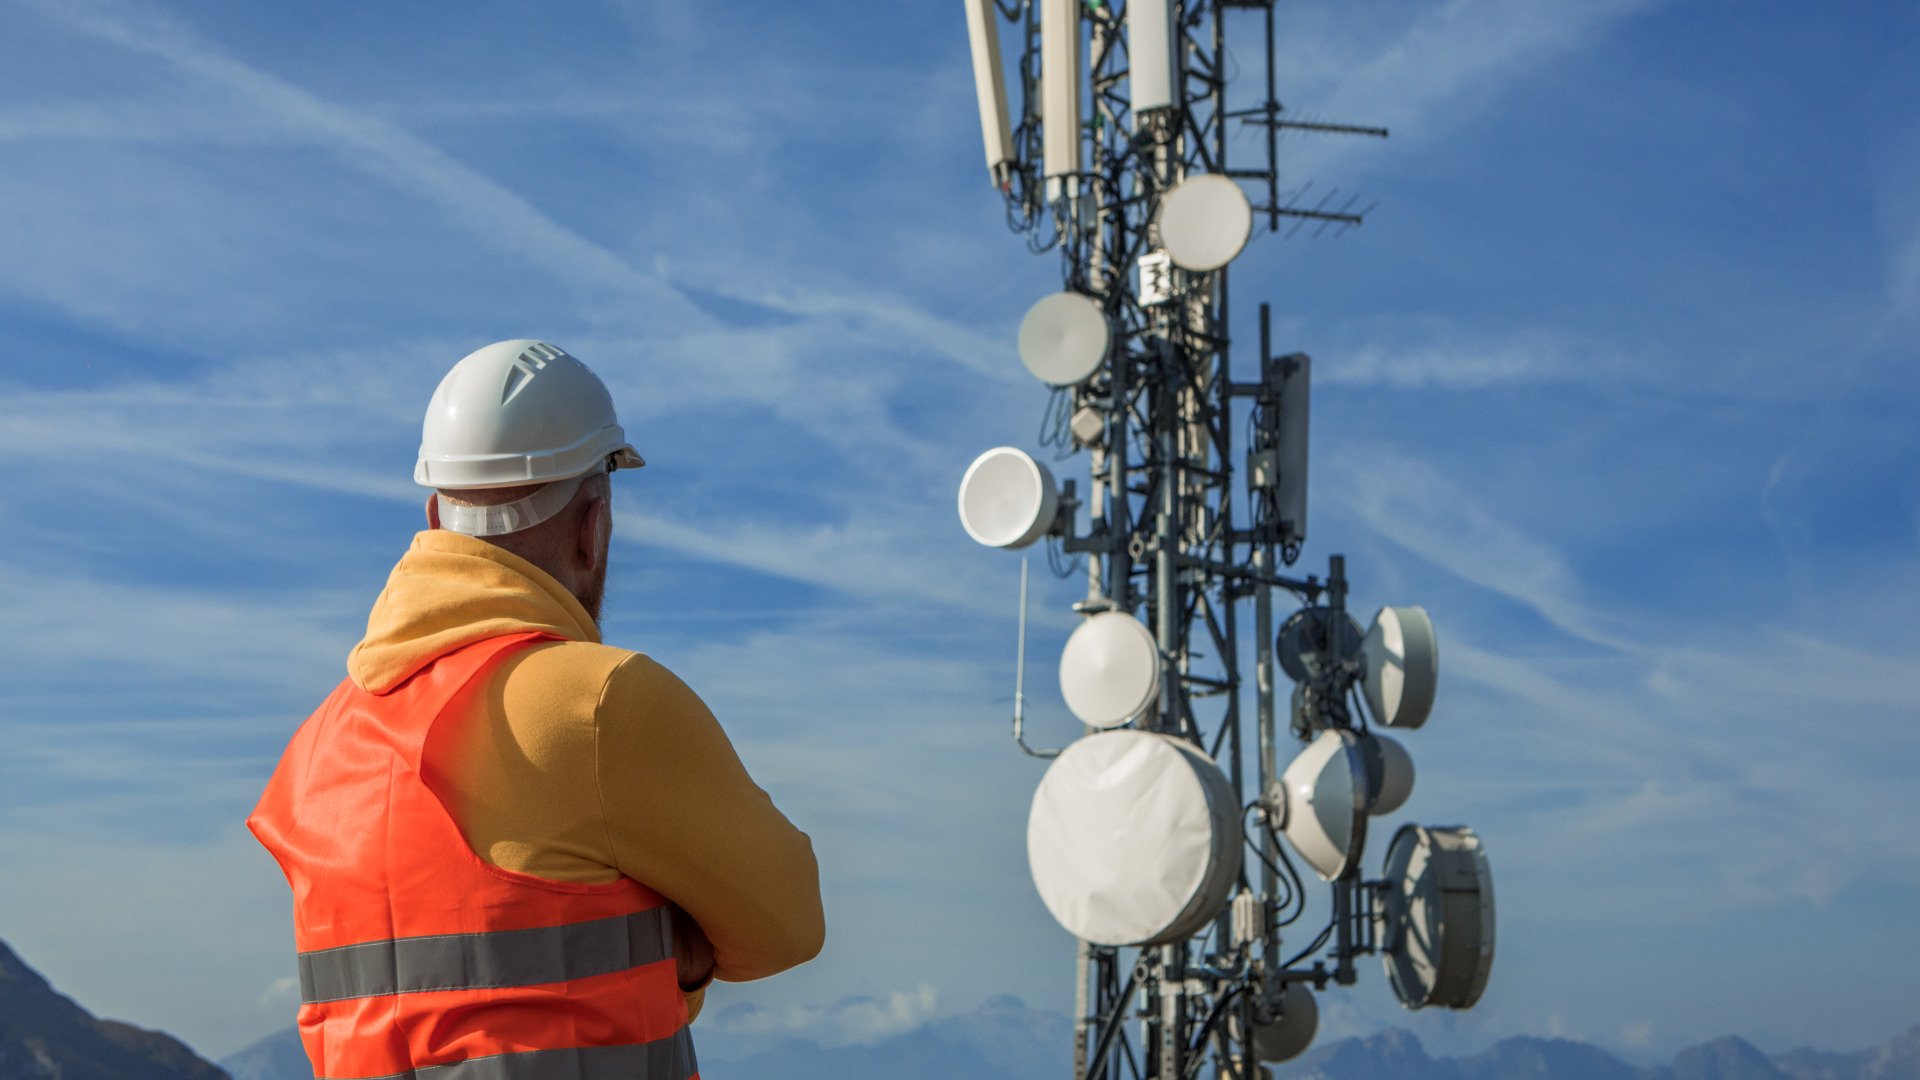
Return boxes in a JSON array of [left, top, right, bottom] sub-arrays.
[[250, 340, 823, 1080]]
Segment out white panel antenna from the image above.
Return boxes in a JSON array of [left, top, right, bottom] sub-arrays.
[[1040, 0, 1082, 189], [1127, 0, 1177, 121], [963, 0, 1015, 186]]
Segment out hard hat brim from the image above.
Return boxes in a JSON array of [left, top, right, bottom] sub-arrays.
[[417, 426, 643, 490]]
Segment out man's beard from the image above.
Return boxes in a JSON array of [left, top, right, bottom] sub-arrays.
[[578, 560, 608, 626]]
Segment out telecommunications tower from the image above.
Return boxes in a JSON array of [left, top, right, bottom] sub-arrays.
[[954, 3, 1497, 1078]]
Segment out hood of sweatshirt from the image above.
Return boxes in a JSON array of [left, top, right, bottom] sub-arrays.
[[347, 530, 600, 694]]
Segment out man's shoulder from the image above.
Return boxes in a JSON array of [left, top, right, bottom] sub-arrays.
[[503, 638, 633, 701], [505, 639, 693, 718]]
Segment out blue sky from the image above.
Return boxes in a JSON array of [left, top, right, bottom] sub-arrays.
[[0, 0, 1914, 1067]]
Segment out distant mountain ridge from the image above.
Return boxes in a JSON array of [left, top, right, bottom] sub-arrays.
[[0, 938, 227, 1080], [219, 1001, 1920, 1080], [1273, 1026, 1920, 1080]]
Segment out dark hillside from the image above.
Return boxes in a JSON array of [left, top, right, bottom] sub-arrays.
[[0, 938, 228, 1080]]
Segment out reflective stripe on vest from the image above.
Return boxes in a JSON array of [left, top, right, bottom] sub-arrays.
[[299, 908, 673, 1003], [317, 1033, 697, 1080]]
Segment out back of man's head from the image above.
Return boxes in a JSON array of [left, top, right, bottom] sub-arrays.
[[428, 471, 614, 622], [414, 340, 643, 622]]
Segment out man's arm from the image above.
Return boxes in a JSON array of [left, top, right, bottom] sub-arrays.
[[593, 655, 825, 984], [673, 906, 716, 1020]]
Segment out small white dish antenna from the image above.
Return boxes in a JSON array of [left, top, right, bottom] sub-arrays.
[[1018, 292, 1112, 386], [1027, 730, 1242, 946], [957, 447, 1060, 550], [1270, 728, 1369, 881], [1229, 983, 1319, 1063], [1364, 733, 1415, 816], [1362, 606, 1438, 729], [1379, 824, 1496, 1010], [1155, 173, 1254, 271], [1059, 611, 1160, 728]]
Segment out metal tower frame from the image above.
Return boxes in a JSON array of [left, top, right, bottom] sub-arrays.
[[977, 2, 1394, 1077]]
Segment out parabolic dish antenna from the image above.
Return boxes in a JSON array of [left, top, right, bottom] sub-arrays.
[[1272, 728, 1369, 881], [1154, 173, 1254, 271], [957, 447, 1059, 549], [1028, 730, 1242, 947], [1276, 606, 1364, 683], [1379, 825, 1496, 1011], [1059, 610, 1160, 728], [1018, 291, 1112, 386], [1229, 983, 1319, 1064], [1365, 733, 1415, 817], [1362, 606, 1438, 729]]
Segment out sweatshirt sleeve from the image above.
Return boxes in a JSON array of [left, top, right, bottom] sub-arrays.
[[592, 654, 825, 984]]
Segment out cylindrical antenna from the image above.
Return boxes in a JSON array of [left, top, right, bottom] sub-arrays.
[[1011, 557, 1060, 758], [1040, 0, 1082, 191], [1015, 556, 1029, 714], [963, 0, 1015, 187], [1127, 0, 1177, 123]]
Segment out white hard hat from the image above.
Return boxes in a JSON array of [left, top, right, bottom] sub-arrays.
[[415, 339, 644, 490], [416, 340, 644, 537]]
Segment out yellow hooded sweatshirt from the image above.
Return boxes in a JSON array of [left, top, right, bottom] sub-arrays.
[[344, 529, 825, 1020]]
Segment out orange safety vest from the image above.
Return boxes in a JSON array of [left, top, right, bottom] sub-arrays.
[[249, 632, 696, 1080]]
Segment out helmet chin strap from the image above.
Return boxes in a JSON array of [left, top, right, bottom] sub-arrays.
[[436, 465, 602, 538]]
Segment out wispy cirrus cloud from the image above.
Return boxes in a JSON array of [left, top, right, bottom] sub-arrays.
[[14, 0, 705, 326], [1272, 0, 1666, 176]]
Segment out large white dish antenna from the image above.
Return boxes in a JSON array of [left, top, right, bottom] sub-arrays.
[[1229, 983, 1319, 1063], [1059, 611, 1160, 728], [1379, 825, 1495, 1011], [1018, 292, 1111, 387], [1028, 730, 1242, 946], [1272, 729, 1369, 881], [1155, 174, 1253, 271], [1363, 606, 1438, 729], [957, 447, 1059, 550]]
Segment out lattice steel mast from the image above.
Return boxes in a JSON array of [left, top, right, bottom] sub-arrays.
[[956, 4, 1493, 1079]]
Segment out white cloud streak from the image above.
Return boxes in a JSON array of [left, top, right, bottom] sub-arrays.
[[18, 0, 705, 324], [1275, 0, 1665, 179], [703, 985, 943, 1048], [1324, 444, 1640, 653]]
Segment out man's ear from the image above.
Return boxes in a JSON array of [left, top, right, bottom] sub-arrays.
[[578, 495, 609, 572], [425, 493, 441, 529]]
